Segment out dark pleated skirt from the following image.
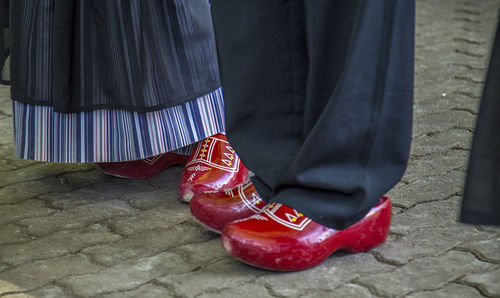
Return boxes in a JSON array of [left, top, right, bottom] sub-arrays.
[[9, 0, 220, 113], [3, 0, 226, 163]]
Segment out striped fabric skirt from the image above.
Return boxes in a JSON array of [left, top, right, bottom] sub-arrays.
[[12, 87, 225, 163]]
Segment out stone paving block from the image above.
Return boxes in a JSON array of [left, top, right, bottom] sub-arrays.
[[0, 179, 66, 205], [391, 205, 405, 215], [450, 62, 488, 81], [477, 226, 500, 234], [0, 86, 10, 114], [414, 68, 454, 89], [415, 80, 474, 102], [373, 225, 492, 265], [402, 150, 468, 183], [0, 254, 102, 293], [414, 76, 481, 101], [431, 79, 485, 99], [452, 68, 487, 84], [417, 39, 456, 54], [390, 197, 461, 234], [18, 200, 137, 236], [0, 224, 121, 266], [388, 170, 465, 208], [254, 252, 394, 297], [198, 283, 274, 298], [415, 69, 488, 91], [414, 93, 480, 120], [302, 284, 376, 298], [0, 200, 57, 226], [412, 110, 475, 138], [410, 128, 472, 158], [0, 153, 36, 172], [0, 174, 103, 205], [59, 251, 196, 297], [100, 283, 175, 298], [458, 238, 500, 263], [454, 47, 491, 62], [0, 117, 13, 146], [171, 237, 228, 266], [104, 204, 190, 236], [0, 280, 27, 296], [0, 293, 34, 298], [157, 258, 263, 298], [0, 224, 30, 245], [30, 285, 68, 298], [0, 159, 35, 173], [415, 46, 459, 65], [59, 169, 111, 186], [0, 163, 94, 188], [451, 75, 485, 90], [82, 223, 215, 266], [356, 251, 495, 297], [119, 189, 179, 211], [40, 179, 153, 210], [406, 283, 483, 298], [0, 263, 9, 272], [461, 267, 500, 297], [6, 285, 69, 298]]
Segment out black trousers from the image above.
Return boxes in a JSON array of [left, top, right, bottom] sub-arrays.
[[211, 0, 415, 229], [461, 22, 500, 226]]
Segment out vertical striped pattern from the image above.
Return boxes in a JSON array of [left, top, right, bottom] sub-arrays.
[[13, 87, 225, 163]]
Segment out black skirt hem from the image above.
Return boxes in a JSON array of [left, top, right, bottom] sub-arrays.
[[11, 81, 221, 113]]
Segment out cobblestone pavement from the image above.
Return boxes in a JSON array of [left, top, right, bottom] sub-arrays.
[[1, 1, 500, 297]]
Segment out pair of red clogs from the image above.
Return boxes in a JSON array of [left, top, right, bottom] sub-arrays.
[[96, 133, 249, 199], [96, 133, 392, 271], [190, 182, 391, 271]]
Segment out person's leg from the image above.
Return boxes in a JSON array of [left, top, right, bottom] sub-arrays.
[[212, 0, 414, 230], [211, 0, 307, 202]]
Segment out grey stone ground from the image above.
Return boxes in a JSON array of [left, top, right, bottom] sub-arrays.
[[1, 0, 500, 297]]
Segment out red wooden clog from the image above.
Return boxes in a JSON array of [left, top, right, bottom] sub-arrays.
[[190, 181, 265, 233], [96, 153, 189, 179], [178, 133, 249, 202], [221, 197, 392, 271]]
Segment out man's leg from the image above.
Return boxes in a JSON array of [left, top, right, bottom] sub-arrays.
[[212, 0, 414, 230], [211, 0, 307, 202]]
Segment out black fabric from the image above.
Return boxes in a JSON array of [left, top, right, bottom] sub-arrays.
[[0, 0, 7, 26], [461, 21, 500, 226], [211, 0, 414, 229], [0, 0, 8, 85], [9, 0, 220, 113]]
